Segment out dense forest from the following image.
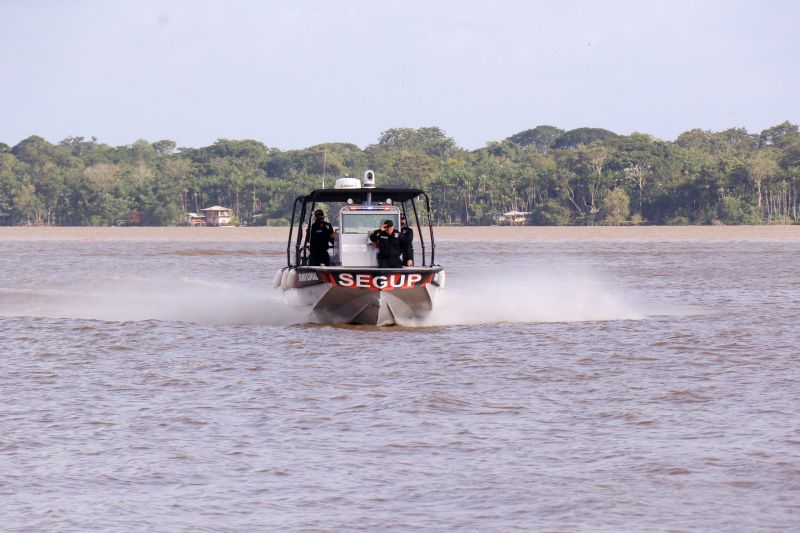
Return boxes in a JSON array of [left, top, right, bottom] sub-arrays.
[[1, 121, 799, 226]]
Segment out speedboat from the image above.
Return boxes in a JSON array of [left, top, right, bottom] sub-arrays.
[[274, 171, 445, 326]]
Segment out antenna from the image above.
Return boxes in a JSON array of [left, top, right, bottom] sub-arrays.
[[322, 144, 327, 189]]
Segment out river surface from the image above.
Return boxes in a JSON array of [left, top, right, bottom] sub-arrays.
[[1, 227, 799, 531]]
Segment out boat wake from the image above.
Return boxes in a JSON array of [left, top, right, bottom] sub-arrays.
[[410, 266, 674, 326], [0, 267, 684, 327], [0, 275, 307, 326]]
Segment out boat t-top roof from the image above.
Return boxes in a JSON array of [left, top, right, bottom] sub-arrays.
[[301, 187, 425, 204]]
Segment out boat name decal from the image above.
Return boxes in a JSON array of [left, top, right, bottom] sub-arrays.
[[319, 272, 433, 291], [298, 271, 319, 283]]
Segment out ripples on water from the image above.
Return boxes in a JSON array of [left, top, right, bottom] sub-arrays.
[[1, 232, 800, 531]]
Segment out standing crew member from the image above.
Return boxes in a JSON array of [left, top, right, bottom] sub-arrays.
[[308, 209, 335, 266], [369, 219, 403, 268], [400, 214, 414, 267]]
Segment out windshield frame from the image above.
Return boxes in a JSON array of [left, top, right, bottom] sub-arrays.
[[340, 212, 399, 234]]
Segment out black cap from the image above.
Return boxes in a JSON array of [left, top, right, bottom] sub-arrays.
[[383, 219, 394, 227], [314, 210, 324, 217]]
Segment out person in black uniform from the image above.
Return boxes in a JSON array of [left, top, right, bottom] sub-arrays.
[[369, 219, 403, 268], [399, 214, 414, 267], [308, 209, 335, 266]]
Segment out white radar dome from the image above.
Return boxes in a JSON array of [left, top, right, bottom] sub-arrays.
[[334, 177, 362, 189]]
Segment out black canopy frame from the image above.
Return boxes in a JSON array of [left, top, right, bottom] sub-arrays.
[[286, 188, 436, 267]]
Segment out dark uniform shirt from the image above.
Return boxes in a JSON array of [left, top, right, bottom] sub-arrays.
[[369, 228, 403, 267], [309, 220, 334, 251], [309, 220, 334, 266]]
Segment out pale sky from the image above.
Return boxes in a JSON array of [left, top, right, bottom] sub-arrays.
[[1, 0, 798, 150]]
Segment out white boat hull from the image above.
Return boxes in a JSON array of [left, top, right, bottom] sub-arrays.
[[282, 266, 443, 326]]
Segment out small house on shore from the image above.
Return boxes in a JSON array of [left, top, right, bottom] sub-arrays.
[[201, 206, 232, 227], [0, 212, 10, 226], [116, 211, 143, 226], [187, 212, 206, 226], [497, 210, 532, 225]]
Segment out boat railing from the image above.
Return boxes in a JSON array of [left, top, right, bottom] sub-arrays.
[[286, 189, 437, 268]]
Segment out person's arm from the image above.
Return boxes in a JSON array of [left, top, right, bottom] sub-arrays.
[[401, 233, 414, 266]]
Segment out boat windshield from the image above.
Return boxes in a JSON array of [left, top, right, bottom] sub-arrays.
[[341, 213, 399, 233]]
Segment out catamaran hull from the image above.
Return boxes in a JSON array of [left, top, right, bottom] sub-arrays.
[[281, 267, 443, 326]]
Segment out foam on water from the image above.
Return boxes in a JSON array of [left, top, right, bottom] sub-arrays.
[[0, 265, 682, 327], [415, 266, 662, 326], [0, 275, 307, 325]]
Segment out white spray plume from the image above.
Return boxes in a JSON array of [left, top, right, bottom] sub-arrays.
[[0, 276, 307, 326], [1, 266, 681, 327], [413, 266, 650, 326]]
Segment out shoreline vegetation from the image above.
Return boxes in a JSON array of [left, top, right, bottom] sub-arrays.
[[1, 122, 799, 227]]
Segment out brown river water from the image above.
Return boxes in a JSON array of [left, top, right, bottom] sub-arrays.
[[1, 226, 799, 531]]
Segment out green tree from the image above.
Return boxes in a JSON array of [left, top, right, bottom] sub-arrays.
[[746, 149, 781, 211], [531, 199, 571, 225], [376, 127, 457, 157], [506, 125, 565, 154], [552, 127, 618, 149], [152, 140, 177, 156], [602, 188, 630, 225], [759, 121, 800, 148], [13, 183, 44, 223]]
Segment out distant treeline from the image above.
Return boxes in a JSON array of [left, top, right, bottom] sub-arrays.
[[1, 122, 799, 226]]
